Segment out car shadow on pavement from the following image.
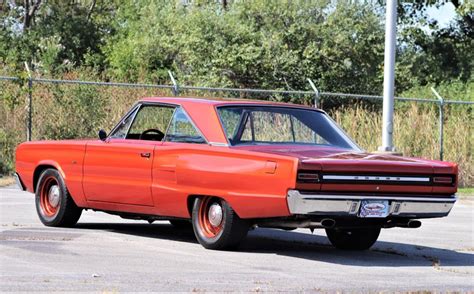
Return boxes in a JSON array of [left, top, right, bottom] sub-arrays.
[[74, 222, 473, 268], [243, 228, 474, 268]]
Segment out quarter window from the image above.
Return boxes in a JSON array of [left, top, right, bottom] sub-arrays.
[[165, 107, 206, 144], [219, 108, 241, 141], [109, 107, 138, 139]]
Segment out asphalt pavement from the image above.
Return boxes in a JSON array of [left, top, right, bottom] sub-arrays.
[[0, 186, 473, 292]]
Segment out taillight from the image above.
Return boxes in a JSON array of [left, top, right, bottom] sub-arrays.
[[297, 172, 320, 183], [433, 176, 453, 184]]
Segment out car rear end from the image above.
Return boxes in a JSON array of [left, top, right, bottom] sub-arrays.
[[214, 102, 458, 249], [287, 155, 457, 229]]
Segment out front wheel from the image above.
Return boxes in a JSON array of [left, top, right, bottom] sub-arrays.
[[192, 197, 249, 250], [325, 227, 381, 250], [35, 169, 82, 227]]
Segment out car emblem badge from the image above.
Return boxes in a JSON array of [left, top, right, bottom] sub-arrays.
[[363, 202, 386, 211]]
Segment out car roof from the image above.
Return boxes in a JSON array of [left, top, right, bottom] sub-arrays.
[[137, 96, 323, 145], [139, 96, 320, 110]]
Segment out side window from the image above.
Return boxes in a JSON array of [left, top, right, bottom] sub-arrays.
[[127, 105, 175, 140], [218, 108, 242, 140], [165, 107, 206, 144], [109, 107, 138, 139]]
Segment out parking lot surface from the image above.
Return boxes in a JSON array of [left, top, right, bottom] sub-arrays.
[[0, 186, 473, 292]]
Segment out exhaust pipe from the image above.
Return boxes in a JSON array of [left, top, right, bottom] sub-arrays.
[[321, 218, 336, 229], [386, 219, 422, 228], [257, 218, 336, 229]]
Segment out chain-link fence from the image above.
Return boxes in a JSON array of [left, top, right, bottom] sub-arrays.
[[1, 75, 473, 185]]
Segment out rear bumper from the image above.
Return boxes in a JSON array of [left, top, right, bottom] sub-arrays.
[[287, 190, 456, 218], [14, 173, 26, 191]]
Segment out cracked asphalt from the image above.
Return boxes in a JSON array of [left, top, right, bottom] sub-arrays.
[[0, 186, 473, 292]]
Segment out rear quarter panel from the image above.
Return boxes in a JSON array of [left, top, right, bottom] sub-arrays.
[[15, 141, 88, 207], [153, 143, 298, 218]]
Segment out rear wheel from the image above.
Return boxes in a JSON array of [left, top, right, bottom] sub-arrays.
[[35, 169, 82, 227], [192, 197, 249, 250], [325, 227, 381, 250]]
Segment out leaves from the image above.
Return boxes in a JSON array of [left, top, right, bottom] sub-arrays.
[[0, 0, 471, 103]]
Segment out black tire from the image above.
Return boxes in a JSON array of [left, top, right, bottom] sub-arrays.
[[169, 219, 192, 229], [35, 169, 82, 227], [325, 227, 381, 250], [192, 197, 249, 250]]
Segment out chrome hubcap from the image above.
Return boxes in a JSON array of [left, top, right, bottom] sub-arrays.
[[208, 203, 223, 227], [48, 185, 60, 208]]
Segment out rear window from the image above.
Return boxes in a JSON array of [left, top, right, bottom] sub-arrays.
[[217, 106, 359, 150]]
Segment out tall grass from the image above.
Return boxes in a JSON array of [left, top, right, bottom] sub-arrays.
[[1, 77, 472, 186], [331, 104, 472, 186]]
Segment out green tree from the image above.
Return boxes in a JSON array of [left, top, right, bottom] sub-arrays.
[[395, 0, 473, 90], [0, 0, 115, 73], [106, 0, 386, 103]]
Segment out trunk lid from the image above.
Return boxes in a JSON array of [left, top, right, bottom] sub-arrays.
[[234, 145, 457, 195]]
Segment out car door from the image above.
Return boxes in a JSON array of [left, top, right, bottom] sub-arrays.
[[151, 106, 208, 216], [83, 103, 175, 206]]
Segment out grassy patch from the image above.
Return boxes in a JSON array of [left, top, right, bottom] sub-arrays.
[[458, 187, 474, 196], [0, 176, 14, 187]]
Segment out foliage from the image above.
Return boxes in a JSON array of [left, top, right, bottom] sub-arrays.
[[105, 0, 386, 103], [395, 0, 474, 91], [400, 79, 474, 102], [0, 76, 472, 186], [0, 1, 472, 184], [1, 1, 472, 95], [38, 85, 106, 139], [330, 102, 472, 187], [0, 0, 115, 72]]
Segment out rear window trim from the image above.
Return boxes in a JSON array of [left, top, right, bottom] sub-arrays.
[[215, 104, 362, 151]]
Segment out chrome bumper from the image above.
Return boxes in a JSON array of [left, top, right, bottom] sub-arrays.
[[287, 190, 457, 218], [14, 173, 26, 191]]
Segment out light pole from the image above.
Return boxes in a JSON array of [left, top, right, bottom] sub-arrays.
[[378, 0, 397, 152]]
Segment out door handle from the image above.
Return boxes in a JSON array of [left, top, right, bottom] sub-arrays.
[[140, 152, 151, 158]]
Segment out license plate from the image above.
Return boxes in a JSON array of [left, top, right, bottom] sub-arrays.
[[358, 200, 390, 218]]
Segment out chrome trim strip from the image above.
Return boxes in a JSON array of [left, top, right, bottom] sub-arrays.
[[107, 104, 141, 139], [214, 105, 361, 151], [162, 107, 178, 142], [14, 173, 26, 191], [322, 175, 430, 182], [209, 142, 229, 147], [124, 104, 143, 138]]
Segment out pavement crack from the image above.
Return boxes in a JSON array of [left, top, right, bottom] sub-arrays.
[[422, 254, 472, 275], [371, 247, 408, 256]]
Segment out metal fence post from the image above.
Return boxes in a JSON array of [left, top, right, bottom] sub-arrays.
[[431, 88, 444, 161], [168, 70, 180, 96], [307, 78, 320, 108], [24, 62, 33, 141]]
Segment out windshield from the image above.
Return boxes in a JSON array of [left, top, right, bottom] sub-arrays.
[[217, 106, 360, 150]]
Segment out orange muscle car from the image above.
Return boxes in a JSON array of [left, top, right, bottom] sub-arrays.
[[15, 97, 458, 250]]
